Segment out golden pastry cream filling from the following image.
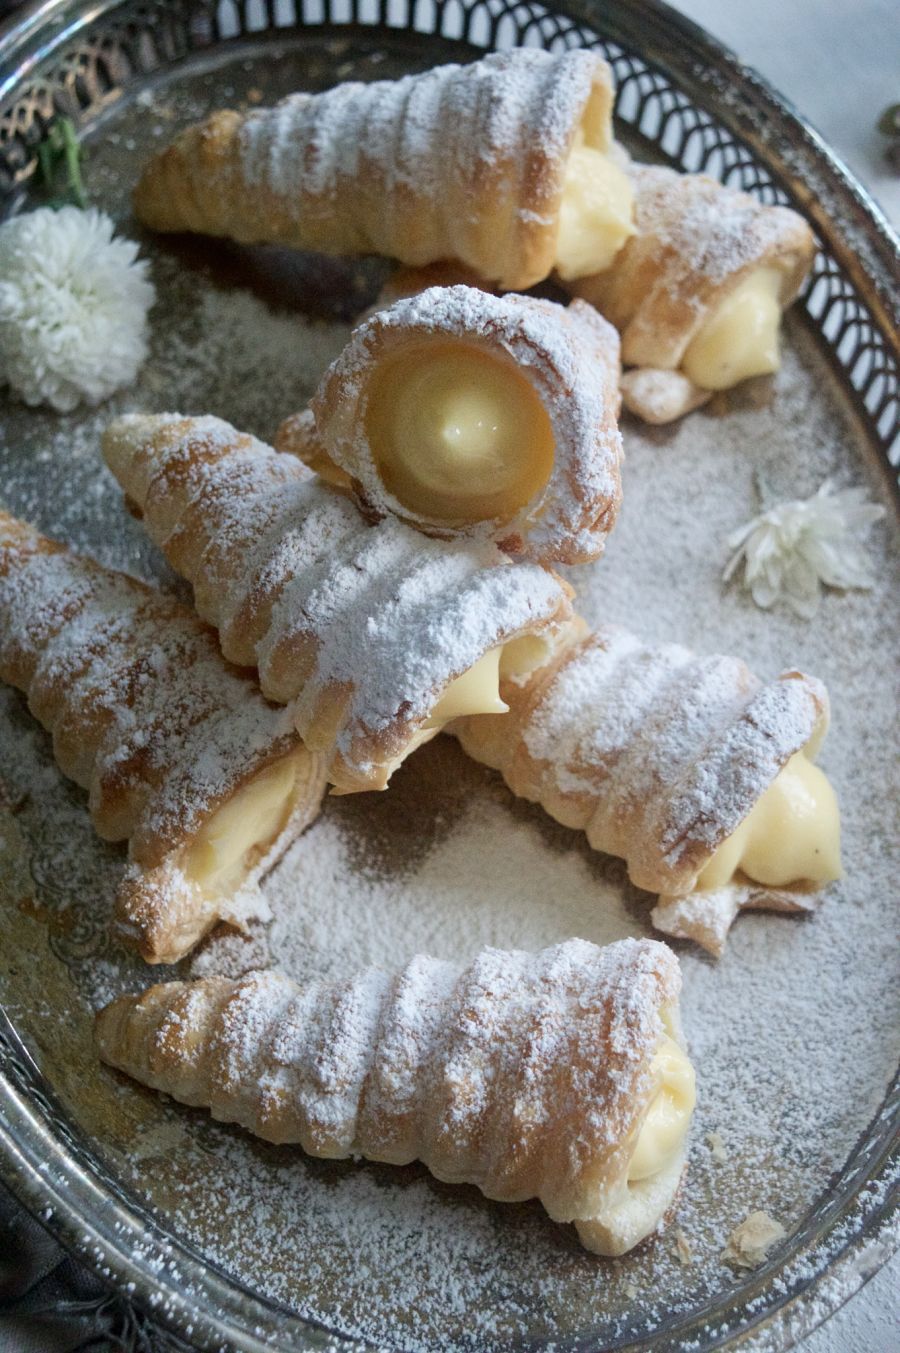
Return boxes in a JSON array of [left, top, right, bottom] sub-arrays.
[[356, 637, 556, 790], [424, 647, 507, 727], [576, 1006, 696, 1255], [365, 339, 556, 526], [697, 751, 842, 892], [185, 749, 308, 895], [424, 635, 555, 730], [626, 1024, 696, 1184], [682, 267, 784, 391], [555, 130, 636, 280]]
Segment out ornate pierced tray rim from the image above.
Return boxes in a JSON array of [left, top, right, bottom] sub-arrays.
[[0, 0, 897, 1349]]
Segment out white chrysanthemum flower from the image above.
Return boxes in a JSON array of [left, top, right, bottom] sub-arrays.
[[0, 206, 155, 413], [724, 479, 886, 618]]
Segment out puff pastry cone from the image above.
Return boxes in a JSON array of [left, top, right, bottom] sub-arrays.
[[96, 936, 695, 1256], [566, 163, 815, 424], [275, 285, 623, 566], [132, 48, 636, 291], [101, 413, 575, 794], [454, 622, 841, 956], [0, 512, 326, 964]]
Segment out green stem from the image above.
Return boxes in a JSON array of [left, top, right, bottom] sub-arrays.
[[61, 118, 87, 208], [37, 137, 56, 191], [36, 117, 87, 208]]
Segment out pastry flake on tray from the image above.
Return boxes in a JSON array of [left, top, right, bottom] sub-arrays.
[[132, 49, 631, 291], [649, 883, 819, 959], [102, 413, 575, 793], [276, 284, 623, 567], [0, 511, 326, 964], [95, 936, 695, 1257], [454, 621, 840, 955]]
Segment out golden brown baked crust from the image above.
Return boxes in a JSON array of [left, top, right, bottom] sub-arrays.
[[0, 511, 325, 963], [568, 163, 814, 373], [96, 936, 686, 1255], [454, 620, 829, 948], [132, 49, 615, 290], [102, 413, 575, 792], [276, 285, 623, 567]]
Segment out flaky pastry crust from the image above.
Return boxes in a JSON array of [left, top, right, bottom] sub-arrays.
[[454, 621, 830, 952], [96, 936, 686, 1255], [0, 512, 325, 962], [568, 163, 814, 389], [276, 285, 622, 566], [102, 414, 574, 792], [133, 49, 615, 290]]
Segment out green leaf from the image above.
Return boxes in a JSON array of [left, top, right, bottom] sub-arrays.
[[877, 103, 900, 138]]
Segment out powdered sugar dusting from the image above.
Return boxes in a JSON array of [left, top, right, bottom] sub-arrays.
[[460, 623, 825, 897], [312, 284, 623, 565], [0, 54, 896, 1353], [0, 524, 298, 859], [573, 161, 813, 372], [627, 163, 809, 292], [101, 936, 677, 1222], [0, 515, 323, 962], [220, 49, 612, 287], [105, 412, 572, 784]]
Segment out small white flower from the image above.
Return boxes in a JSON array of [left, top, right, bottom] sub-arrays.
[[724, 479, 886, 619], [0, 205, 155, 413]]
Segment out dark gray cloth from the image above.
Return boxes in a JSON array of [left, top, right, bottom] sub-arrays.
[[0, 1180, 186, 1352]]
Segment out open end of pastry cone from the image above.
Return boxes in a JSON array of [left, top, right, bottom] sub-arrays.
[[424, 647, 508, 728], [425, 634, 556, 730], [338, 635, 557, 795], [695, 751, 842, 892], [555, 132, 635, 281], [117, 746, 322, 966], [364, 339, 556, 526], [185, 749, 309, 895], [576, 1148, 688, 1257], [682, 267, 785, 391], [309, 286, 622, 566], [574, 1007, 695, 1257]]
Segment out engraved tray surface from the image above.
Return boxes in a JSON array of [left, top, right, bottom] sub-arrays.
[[0, 2, 898, 1350]]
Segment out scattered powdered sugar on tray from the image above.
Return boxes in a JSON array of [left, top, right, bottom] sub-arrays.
[[192, 782, 638, 986], [0, 49, 897, 1352]]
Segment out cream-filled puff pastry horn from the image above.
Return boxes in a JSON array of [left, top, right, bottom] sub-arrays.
[[96, 937, 694, 1256], [132, 49, 635, 290], [567, 165, 815, 423], [455, 623, 840, 955], [0, 512, 325, 964], [275, 286, 623, 566], [102, 414, 574, 793]]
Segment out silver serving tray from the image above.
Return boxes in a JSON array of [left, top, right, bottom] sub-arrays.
[[0, 1, 897, 1349]]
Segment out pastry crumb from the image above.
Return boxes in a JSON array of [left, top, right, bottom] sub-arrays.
[[722, 1211, 786, 1268], [674, 1228, 693, 1265], [623, 1280, 639, 1299], [707, 1130, 728, 1162], [620, 366, 711, 425]]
